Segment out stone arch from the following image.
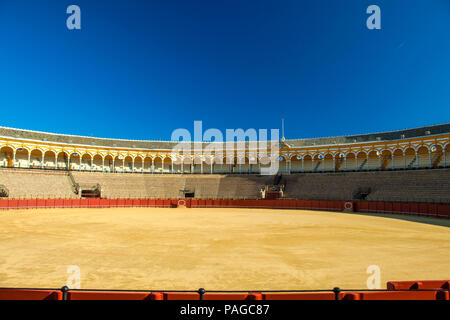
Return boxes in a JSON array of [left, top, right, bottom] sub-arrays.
[[163, 156, 172, 173], [212, 155, 226, 173], [312, 154, 323, 172], [404, 147, 416, 169], [153, 156, 163, 173], [124, 155, 133, 172], [228, 156, 238, 173], [257, 155, 270, 173], [278, 155, 288, 174], [56, 151, 69, 169], [0, 146, 14, 167], [356, 151, 368, 170], [171, 155, 182, 173], [15, 147, 29, 168], [392, 148, 404, 169], [302, 154, 313, 171], [367, 150, 380, 170], [380, 149, 393, 170], [43, 150, 56, 168], [30, 149, 43, 168], [345, 152, 356, 171], [192, 155, 203, 174], [103, 154, 114, 172], [201, 155, 212, 174], [180, 155, 192, 174], [322, 153, 334, 171], [81, 153, 92, 171], [134, 155, 143, 172], [247, 154, 258, 173], [143, 156, 152, 173], [238, 155, 250, 174], [290, 154, 302, 173], [430, 144, 444, 168], [69, 152, 81, 170], [92, 154, 103, 171], [417, 145, 429, 168], [113, 155, 124, 172]]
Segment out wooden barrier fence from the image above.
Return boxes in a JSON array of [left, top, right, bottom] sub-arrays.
[[0, 198, 448, 218]]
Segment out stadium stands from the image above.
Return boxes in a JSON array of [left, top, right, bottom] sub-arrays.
[[0, 167, 449, 202], [0, 168, 74, 198], [0, 123, 449, 175], [0, 123, 448, 205], [283, 168, 450, 203], [71, 172, 273, 199]]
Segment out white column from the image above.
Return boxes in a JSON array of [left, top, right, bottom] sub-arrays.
[[102, 158, 105, 172], [28, 153, 31, 168]]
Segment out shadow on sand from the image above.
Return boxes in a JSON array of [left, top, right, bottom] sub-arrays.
[[344, 211, 450, 228]]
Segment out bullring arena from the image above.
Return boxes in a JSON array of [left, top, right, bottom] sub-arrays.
[[0, 124, 449, 300]]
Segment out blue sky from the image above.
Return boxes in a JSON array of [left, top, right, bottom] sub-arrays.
[[0, 0, 449, 140]]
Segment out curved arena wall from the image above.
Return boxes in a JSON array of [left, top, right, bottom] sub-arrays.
[[0, 198, 449, 219]]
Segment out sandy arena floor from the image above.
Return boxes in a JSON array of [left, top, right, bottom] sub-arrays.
[[0, 207, 448, 290]]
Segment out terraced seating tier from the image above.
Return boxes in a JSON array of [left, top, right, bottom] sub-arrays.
[[0, 169, 74, 198], [283, 168, 450, 203], [1, 167, 449, 203]]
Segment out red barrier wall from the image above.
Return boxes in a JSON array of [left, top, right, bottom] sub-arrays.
[[1, 284, 448, 300], [67, 291, 151, 300], [0, 198, 448, 218], [387, 280, 450, 290], [0, 289, 62, 300], [354, 201, 450, 218], [351, 290, 444, 300]]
